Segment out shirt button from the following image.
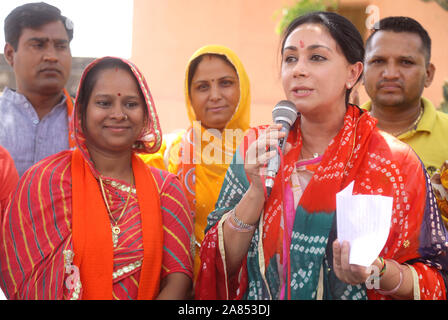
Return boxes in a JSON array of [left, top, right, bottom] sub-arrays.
[[33, 119, 39, 125]]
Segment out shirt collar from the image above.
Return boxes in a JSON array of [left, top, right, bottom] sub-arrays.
[[360, 100, 372, 112], [360, 97, 435, 138], [416, 97, 436, 133]]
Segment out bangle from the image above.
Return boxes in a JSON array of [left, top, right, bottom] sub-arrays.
[[375, 259, 403, 296], [377, 256, 386, 278], [226, 209, 256, 233]]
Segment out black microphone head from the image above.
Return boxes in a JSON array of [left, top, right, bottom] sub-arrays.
[[272, 100, 298, 127]]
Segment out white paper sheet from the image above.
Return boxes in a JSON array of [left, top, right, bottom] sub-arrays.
[[336, 181, 393, 267]]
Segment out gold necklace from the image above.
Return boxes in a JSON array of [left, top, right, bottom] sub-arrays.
[[301, 142, 322, 159], [99, 174, 133, 248], [391, 106, 423, 137]]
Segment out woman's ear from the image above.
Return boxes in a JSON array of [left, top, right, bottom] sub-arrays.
[[346, 61, 363, 89]]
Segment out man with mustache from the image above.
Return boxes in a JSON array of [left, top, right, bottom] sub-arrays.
[[362, 16, 448, 177], [0, 2, 74, 176]]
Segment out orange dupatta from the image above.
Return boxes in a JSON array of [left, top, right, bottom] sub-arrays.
[[71, 148, 163, 300]]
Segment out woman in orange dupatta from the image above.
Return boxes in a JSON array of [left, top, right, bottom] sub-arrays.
[[0, 57, 193, 300]]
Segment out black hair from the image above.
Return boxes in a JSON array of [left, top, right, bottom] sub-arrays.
[[4, 2, 74, 51], [187, 53, 237, 95], [280, 11, 365, 104], [365, 16, 431, 63], [77, 58, 148, 132]]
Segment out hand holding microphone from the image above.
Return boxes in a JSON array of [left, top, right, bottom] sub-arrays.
[[244, 100, 298, 198], [265, 100, 298, 197], [228, 100, 297, 237]]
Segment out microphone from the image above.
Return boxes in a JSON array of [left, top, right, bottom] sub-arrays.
[[265, 100, 298, 197]]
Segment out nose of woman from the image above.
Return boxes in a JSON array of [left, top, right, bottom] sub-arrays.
[[293, 59, 309, 78], [109, 105, 128, 121], [208, 83, 222, 102]]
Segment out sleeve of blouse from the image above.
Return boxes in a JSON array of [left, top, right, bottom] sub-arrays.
[[159, 173, 194, 279]]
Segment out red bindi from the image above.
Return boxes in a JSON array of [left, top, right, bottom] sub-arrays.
[[299, 40, 305, 48], [117, 93, 121, 97]]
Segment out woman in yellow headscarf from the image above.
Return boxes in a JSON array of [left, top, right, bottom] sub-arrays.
[[144, 45, 251, 280]]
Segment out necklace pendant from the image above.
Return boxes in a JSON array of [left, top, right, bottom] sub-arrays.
[[111, 225, 120, 248], [112, 226, 121, 235]]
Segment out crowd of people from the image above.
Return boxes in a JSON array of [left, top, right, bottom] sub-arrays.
[[0, 2, 447, 300]]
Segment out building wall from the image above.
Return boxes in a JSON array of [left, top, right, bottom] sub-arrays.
[[131, 0, 448, 133]]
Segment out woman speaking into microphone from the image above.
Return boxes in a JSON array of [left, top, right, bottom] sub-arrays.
[[195, 12, 448, 300]]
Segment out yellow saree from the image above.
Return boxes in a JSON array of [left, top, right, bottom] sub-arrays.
[[153, 45, 251, 279]]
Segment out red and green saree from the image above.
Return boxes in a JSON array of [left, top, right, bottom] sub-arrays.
[[196, 105, 448, 300]]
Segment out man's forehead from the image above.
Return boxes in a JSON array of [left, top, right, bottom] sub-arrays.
[[366, 31, 425, 56], [20, 21, 69, 41], [371, 30, 422, 42]]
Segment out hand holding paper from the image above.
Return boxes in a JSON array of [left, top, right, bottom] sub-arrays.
[[336, 181, 393, 267]]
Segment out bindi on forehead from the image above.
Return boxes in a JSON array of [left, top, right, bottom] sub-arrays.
[[117, 93, 121, 97], [300, 40, 305, 48]]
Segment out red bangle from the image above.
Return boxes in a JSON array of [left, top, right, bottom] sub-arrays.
[[375, 259, 403, 296]]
